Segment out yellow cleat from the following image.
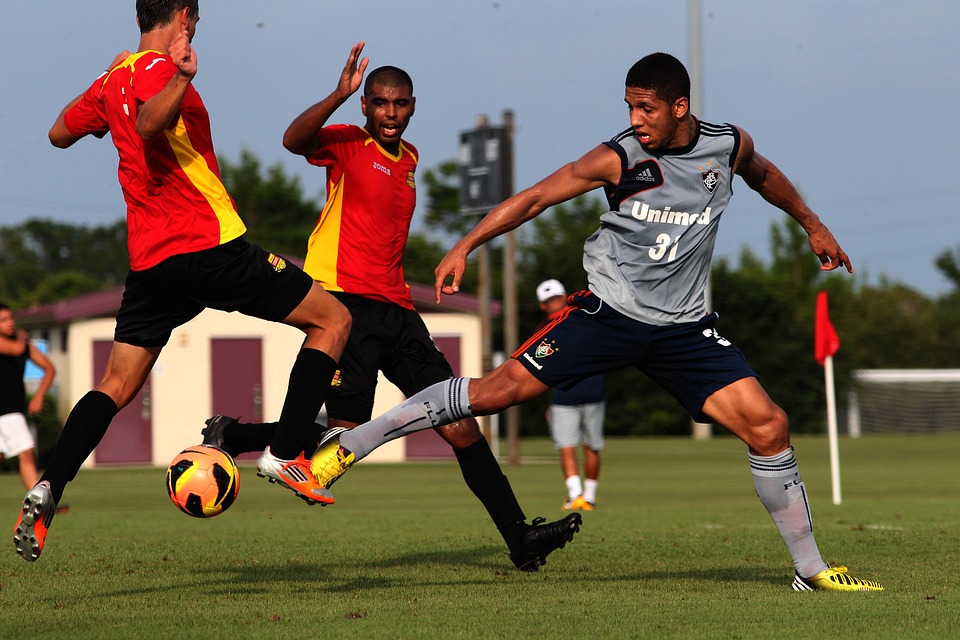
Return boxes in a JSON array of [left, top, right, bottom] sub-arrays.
[[310, 427, 356, 489], [562, 495, 595, 511], [792, 566, 884, 592]]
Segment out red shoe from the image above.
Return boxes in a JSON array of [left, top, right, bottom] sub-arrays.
[[256, 447, 335, 505]]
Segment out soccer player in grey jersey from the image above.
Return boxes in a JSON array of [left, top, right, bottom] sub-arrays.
[[312, 52, 882, 591]]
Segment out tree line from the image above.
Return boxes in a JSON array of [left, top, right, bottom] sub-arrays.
[[4, 151, 959, 438]]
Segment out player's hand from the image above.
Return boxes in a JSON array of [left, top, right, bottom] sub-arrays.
[[27, 395, 44, 416], [808, 222, 853, 273], [434, 247, 469, 304], [170, 29, 197, 78], [337, 41, 369, 99]]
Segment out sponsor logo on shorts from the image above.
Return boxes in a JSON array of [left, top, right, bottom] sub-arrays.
[[331, 369, 342, 387], [702, 328, 731, 347], [267, 253, 287, 273]]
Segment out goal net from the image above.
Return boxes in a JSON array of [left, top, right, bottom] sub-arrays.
[[848, 369, 960, 435]]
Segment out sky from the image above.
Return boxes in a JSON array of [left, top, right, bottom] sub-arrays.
[[3, 1, 959, 296]]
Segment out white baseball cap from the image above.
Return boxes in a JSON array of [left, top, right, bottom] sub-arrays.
[[536, 279, 566, 303]]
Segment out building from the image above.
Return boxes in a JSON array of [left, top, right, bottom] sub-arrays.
[[17, 283, 495, 468]]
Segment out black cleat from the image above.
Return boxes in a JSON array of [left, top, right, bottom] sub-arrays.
[[509, 513, 582, 572], [201, 415, 238, 456]]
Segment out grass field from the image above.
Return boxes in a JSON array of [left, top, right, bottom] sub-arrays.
[[1, 434, 958, 639]]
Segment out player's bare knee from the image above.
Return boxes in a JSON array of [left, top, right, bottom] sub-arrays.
[[331, 303, 352, 342], [469, 377, 517, 415], [436, 418, 484, 448], [749, 409, 790, 455]]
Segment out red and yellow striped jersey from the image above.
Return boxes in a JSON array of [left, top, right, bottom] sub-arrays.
[[63, 51, 246, 271], [303, 124, 418, 308]]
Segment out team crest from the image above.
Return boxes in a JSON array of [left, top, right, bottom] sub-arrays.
[[701, 167, 720, 193], [407, 171, 416, 190], [535, 340, 557, 358], [267, 253, 287, 272]]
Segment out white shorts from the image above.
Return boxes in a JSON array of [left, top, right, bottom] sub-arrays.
[[548, 401, 605, 450], [0, 413, 36, 458]]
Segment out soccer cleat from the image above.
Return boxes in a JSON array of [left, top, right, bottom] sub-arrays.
[[792, 566, 884, 592], [13, 481, 57, 562], [202, 415, 238, 456], [256, 447, 335, 505], [310, 427, 356, 489], [509, 513, 582, 572], [562, 495, 595, 511]]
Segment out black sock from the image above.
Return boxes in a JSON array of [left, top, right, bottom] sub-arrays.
[[224, 421, 277, 455], [40, 390, 118, 504], [454, 438, 528, 551], [269, 348, 337, 459]]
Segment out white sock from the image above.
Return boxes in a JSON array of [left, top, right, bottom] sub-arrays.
[[565, 475, 583, 501], [750, 447, 829, 578], [583, 479, 598, 504], [340, 378, 473, 461]]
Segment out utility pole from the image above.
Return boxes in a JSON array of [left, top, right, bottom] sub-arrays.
[[500, 110, 520, 464], [458, 112, 516, 456], [689, 0, 712, 440]]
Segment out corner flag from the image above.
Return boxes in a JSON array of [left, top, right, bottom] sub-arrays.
[[815, 291, 840, 366], [814, 290, 842, 505]]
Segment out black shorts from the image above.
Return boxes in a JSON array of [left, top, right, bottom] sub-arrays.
[[114, 238, 314, 348], [512, 291, 757, 422], [325, 292, 454, 423]]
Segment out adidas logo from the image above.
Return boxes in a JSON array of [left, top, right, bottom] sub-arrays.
[[634, 168, 656, 182], [282, 463, 311, 483]]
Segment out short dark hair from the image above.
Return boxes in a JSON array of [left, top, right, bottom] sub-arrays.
[[625, 53, 690, 106], [136, 0, 198, 33], [364, 66, 413, 97], [0, 303, 9, 313]]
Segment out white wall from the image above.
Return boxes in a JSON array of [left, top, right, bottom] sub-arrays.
[[63, 308, 482, 468]]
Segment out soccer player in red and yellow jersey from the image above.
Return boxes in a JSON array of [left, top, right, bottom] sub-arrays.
[[13, 0, 352, 564], [204, 42, 581, 571]]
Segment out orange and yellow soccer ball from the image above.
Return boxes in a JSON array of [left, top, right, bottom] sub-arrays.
[[166, 445, 240, 518]]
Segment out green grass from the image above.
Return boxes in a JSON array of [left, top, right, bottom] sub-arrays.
[[1, 434, 958, 639]]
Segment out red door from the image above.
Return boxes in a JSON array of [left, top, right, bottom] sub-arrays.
[[405, 335, 460, 460], [93, 340, 153, 465], [210, 338, 263, 460]]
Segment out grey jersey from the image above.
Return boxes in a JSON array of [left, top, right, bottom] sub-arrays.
[[583, 120, 740, 325]]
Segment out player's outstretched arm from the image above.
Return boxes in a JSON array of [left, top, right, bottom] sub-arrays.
[[434, 144, 619, 302], [49, 51, 130, 148], [283, 41, 369, 156], [734, 127, 853, 273]]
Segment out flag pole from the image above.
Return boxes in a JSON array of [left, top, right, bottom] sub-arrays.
[[824, 353, 841, 505], [815, 290, 842, 506]]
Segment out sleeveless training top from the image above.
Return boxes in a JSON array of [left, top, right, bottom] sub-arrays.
[[583, 119, 740, 325], [0, 340, 28, 416]]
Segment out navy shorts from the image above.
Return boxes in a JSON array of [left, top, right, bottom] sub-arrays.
[[512, 291, 756, 422], [325, 293, 454, 423], [114, 238, 314, 348]]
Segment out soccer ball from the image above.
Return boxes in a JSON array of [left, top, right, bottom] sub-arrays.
[[166, 445, 240, 518]]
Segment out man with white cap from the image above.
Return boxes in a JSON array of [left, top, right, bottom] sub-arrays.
[[536, 280, 605, 510]]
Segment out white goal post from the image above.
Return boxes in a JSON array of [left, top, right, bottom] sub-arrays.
[[848, 369, 960, 436]]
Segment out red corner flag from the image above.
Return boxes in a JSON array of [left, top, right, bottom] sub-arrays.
[[815, 291, 840, 365]]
